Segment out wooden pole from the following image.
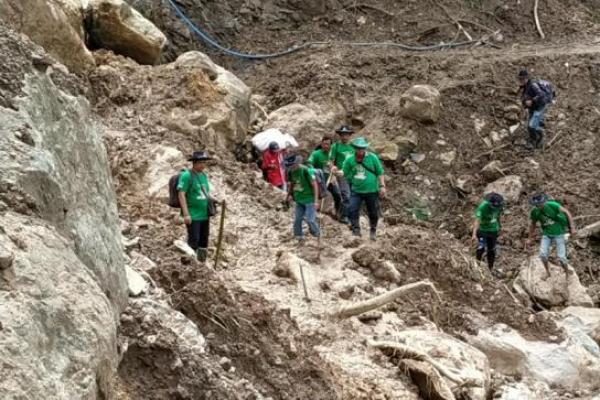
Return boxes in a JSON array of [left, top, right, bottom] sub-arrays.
[[317, 172, 335, 259], [214, 200, 226, 268]]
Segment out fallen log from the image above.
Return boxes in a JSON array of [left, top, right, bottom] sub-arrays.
[[331, 279, 442, 319], [534, 0, 545, 39], [577, 221, 600, 239]]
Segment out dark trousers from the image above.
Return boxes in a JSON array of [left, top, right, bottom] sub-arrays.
[[476, 230, 498, 270], [187, 220, 209, 250], [328, 182, 342, 217], [349, 192, 380, 233]]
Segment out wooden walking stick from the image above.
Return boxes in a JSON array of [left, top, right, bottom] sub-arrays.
[[298, 262, 311, 303], [317, 172, 335, 259], [214, 200, 226, 268]]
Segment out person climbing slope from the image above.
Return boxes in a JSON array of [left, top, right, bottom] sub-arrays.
[[342, 137, 385, 241], [307, 135, 341, 216], [329, 125, 355, 224], [525, 193, 576, 279], [177, 151, 213, 262], [472, 193, 504, 276], [285, 155, 320, 242]]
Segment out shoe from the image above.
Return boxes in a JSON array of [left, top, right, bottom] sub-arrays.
[[369, 230, 377, 241], [352, 230, 362, 237], [339, 217, 350, 225], [196, 248, 208, 262]]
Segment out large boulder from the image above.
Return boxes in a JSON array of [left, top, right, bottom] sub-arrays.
[[561, 306, 600, 344], [0, 27, 127, 398], [468, 324, 600, 391], [0, 0, 94, 72], [89, 0, 167, 65], [173, 51, 252, 145], [376, 330, 490, 400], [144, 145, 184, 200], [399, 85, 441, 123], [514, 257, 593, 307], [484, 175, 523, 203], [263, 102, 343, 144]]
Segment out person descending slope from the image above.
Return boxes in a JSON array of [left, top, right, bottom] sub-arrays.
[[472, 193, 504, 276], [307, 135, 342, 216], [342, 137, 386, 241], [177, 151, 214, 262], [329, 125, 355, 224], [261, 141, 286, 190], [518, 69, 556, 150], [526, 193, 576, 279], [285, 155, 320, 242]]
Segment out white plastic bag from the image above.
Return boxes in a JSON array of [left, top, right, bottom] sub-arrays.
[[251, 128, 298, 151]]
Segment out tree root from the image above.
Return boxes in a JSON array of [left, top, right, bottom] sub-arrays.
[[331, 280, 442, 319]]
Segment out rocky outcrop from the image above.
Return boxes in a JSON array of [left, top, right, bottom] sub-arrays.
[[468, 324, 600, 391], [0, 0, 94, 72], [89, 0, 167, 65], [514, 257, 593, 307], [399, 85, 441, 123], [0, 25, 127, 398]]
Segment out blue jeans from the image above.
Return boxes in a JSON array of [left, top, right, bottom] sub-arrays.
[[528, 106, 547, 134], [540, 235, 567, 265], [293, 203, 320, 238], [349, 192, 380, 234], [337, 176, 351, 219]]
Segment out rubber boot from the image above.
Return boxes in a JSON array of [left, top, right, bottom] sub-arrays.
[[196, 248, 207, 262], [369, 228, 377, 242], [541, 258, 551, 280]]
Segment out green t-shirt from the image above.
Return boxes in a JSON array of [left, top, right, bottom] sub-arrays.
[[307, 148, 331, 171], [289, 166, 316, 205], [330, 142, 355, 169], [530, 201, 568, 236], [177, 170, 210, 221], [342, 152, 384, 194], [475, 200, 502, 233]]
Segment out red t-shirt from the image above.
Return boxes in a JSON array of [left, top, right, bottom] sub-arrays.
[[261, 150, 286, 187]]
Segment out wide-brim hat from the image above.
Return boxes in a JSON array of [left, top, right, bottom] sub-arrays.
[[335, 125, 354, 135], [351, 137, 369, 149], [284, 154, 303, 168], [187, 151, 212, 162]]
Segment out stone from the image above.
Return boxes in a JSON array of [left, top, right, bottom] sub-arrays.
[[145, 145, 184, 200], [88, 0, 167, 65], [396, 131, 419, 155], [399, 85, 441, 123], [125, 264, 148, 296], [439, 150, 456, 166], [371, 260, 401, 283], [263, 102, 343, 144], [174, 51, 219, 80], [173, 240, 196, 258], [0, 0, 95, 72], [514, 257, 593, 307], [484, 175, 523, 203], [577, 221, 600, 239], [273, 251, 305, 282], [371, 141, 399, 161], [468, 324, 600, 391], [129, 251, 157, 272], [561, 307, 600, 343], [481, 161, 504, 182], [382, 330, 491, 400], [454, 174, 474, 193], [122, 236, 140, 250]]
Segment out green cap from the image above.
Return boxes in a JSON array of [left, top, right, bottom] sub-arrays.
[[351, 137, 369, 149]]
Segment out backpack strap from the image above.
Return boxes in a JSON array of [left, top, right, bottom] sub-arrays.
[[357, 154, 378, 176]]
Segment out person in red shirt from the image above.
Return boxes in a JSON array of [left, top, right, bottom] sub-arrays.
[[261, 142, 286, 190]]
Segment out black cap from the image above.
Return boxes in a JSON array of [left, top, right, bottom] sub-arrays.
[[335, 125, 354, 135], [529, 193, 549, 206], [284, 154, 302, 167], [268, 141, 280, 150], [518, 69, 529, 78], [187, 151, 212, 162]]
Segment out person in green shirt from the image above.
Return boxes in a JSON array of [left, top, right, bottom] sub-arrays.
[[526, 193, 576, 278], [285, 154, 320, 240], [342, 137, 386, 240], [177, 151, 213, 262], [307, 135, 341, 217], [471, 193, 504, 274], [329, 125, 356, 224]]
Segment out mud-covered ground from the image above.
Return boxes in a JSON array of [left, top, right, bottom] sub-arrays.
[[95, 1, 600, 398]]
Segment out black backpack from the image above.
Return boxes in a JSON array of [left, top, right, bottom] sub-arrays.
[[289, 166, 328, 200], [536, 79, 556, 103]]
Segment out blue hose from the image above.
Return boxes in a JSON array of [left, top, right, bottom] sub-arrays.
[[164, 0, 486, 59]]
